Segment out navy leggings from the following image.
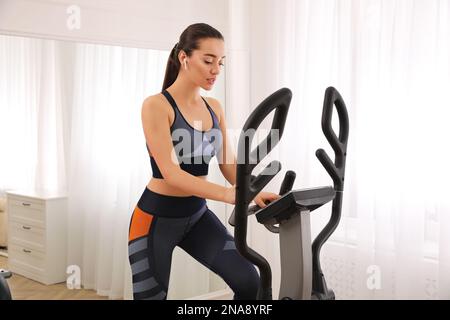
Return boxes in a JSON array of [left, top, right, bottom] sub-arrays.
[[128, 187, 260, 300]]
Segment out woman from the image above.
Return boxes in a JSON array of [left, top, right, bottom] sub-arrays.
[[128, 23, 280, 300]]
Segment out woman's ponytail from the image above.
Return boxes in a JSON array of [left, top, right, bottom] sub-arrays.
[[161, 43, 180, 91]]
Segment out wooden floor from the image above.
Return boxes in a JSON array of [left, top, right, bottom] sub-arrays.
[[0, 256, 108, 300]]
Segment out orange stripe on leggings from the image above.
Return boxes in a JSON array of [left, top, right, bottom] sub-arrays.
[[128, 206, 154, 242]]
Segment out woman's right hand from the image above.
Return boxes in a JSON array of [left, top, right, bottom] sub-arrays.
[[222, 185, 236, 205]]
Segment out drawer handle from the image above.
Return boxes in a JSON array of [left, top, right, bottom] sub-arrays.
[[23, 249, 32, 254], [22, 202, 31, 207], [22, 226, 31, 230]]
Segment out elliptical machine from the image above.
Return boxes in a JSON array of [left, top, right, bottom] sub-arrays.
[[229, 87, 349, 300]]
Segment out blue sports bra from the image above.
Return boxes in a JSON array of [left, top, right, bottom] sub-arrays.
[[147, 90, 223, 179]]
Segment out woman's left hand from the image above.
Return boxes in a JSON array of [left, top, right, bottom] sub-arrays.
[[253, 192, 281, 208]]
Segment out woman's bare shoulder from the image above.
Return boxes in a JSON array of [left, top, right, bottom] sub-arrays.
[[143, 93, 167, 109], [142, 92, 174, 119]]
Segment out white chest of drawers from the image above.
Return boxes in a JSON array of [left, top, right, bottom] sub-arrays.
[[6, 190, 67, 285]]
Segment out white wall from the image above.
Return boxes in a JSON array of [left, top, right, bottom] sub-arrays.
[[0, 0, 228, 50]]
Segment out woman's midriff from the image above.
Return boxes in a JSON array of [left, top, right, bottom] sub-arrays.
[[146, 176, 207, 197]]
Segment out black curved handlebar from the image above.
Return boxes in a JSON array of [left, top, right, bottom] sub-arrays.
[[279, 170, 296, 195], [312, 87, 349, 299], [233, 87, 292, 300], [315, 86, 349, 191]]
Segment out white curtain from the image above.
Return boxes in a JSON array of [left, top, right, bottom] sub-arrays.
[[66, 42, 163, 299], [227, 0, 450, 299], [0, 35, 66, 194], [0, 35, 229, 299]]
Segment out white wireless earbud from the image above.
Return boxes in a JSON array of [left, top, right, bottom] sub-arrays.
[[183, 60, 188, 70]]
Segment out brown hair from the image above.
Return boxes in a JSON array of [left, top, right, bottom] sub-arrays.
[[161, 23, 224, 91]]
